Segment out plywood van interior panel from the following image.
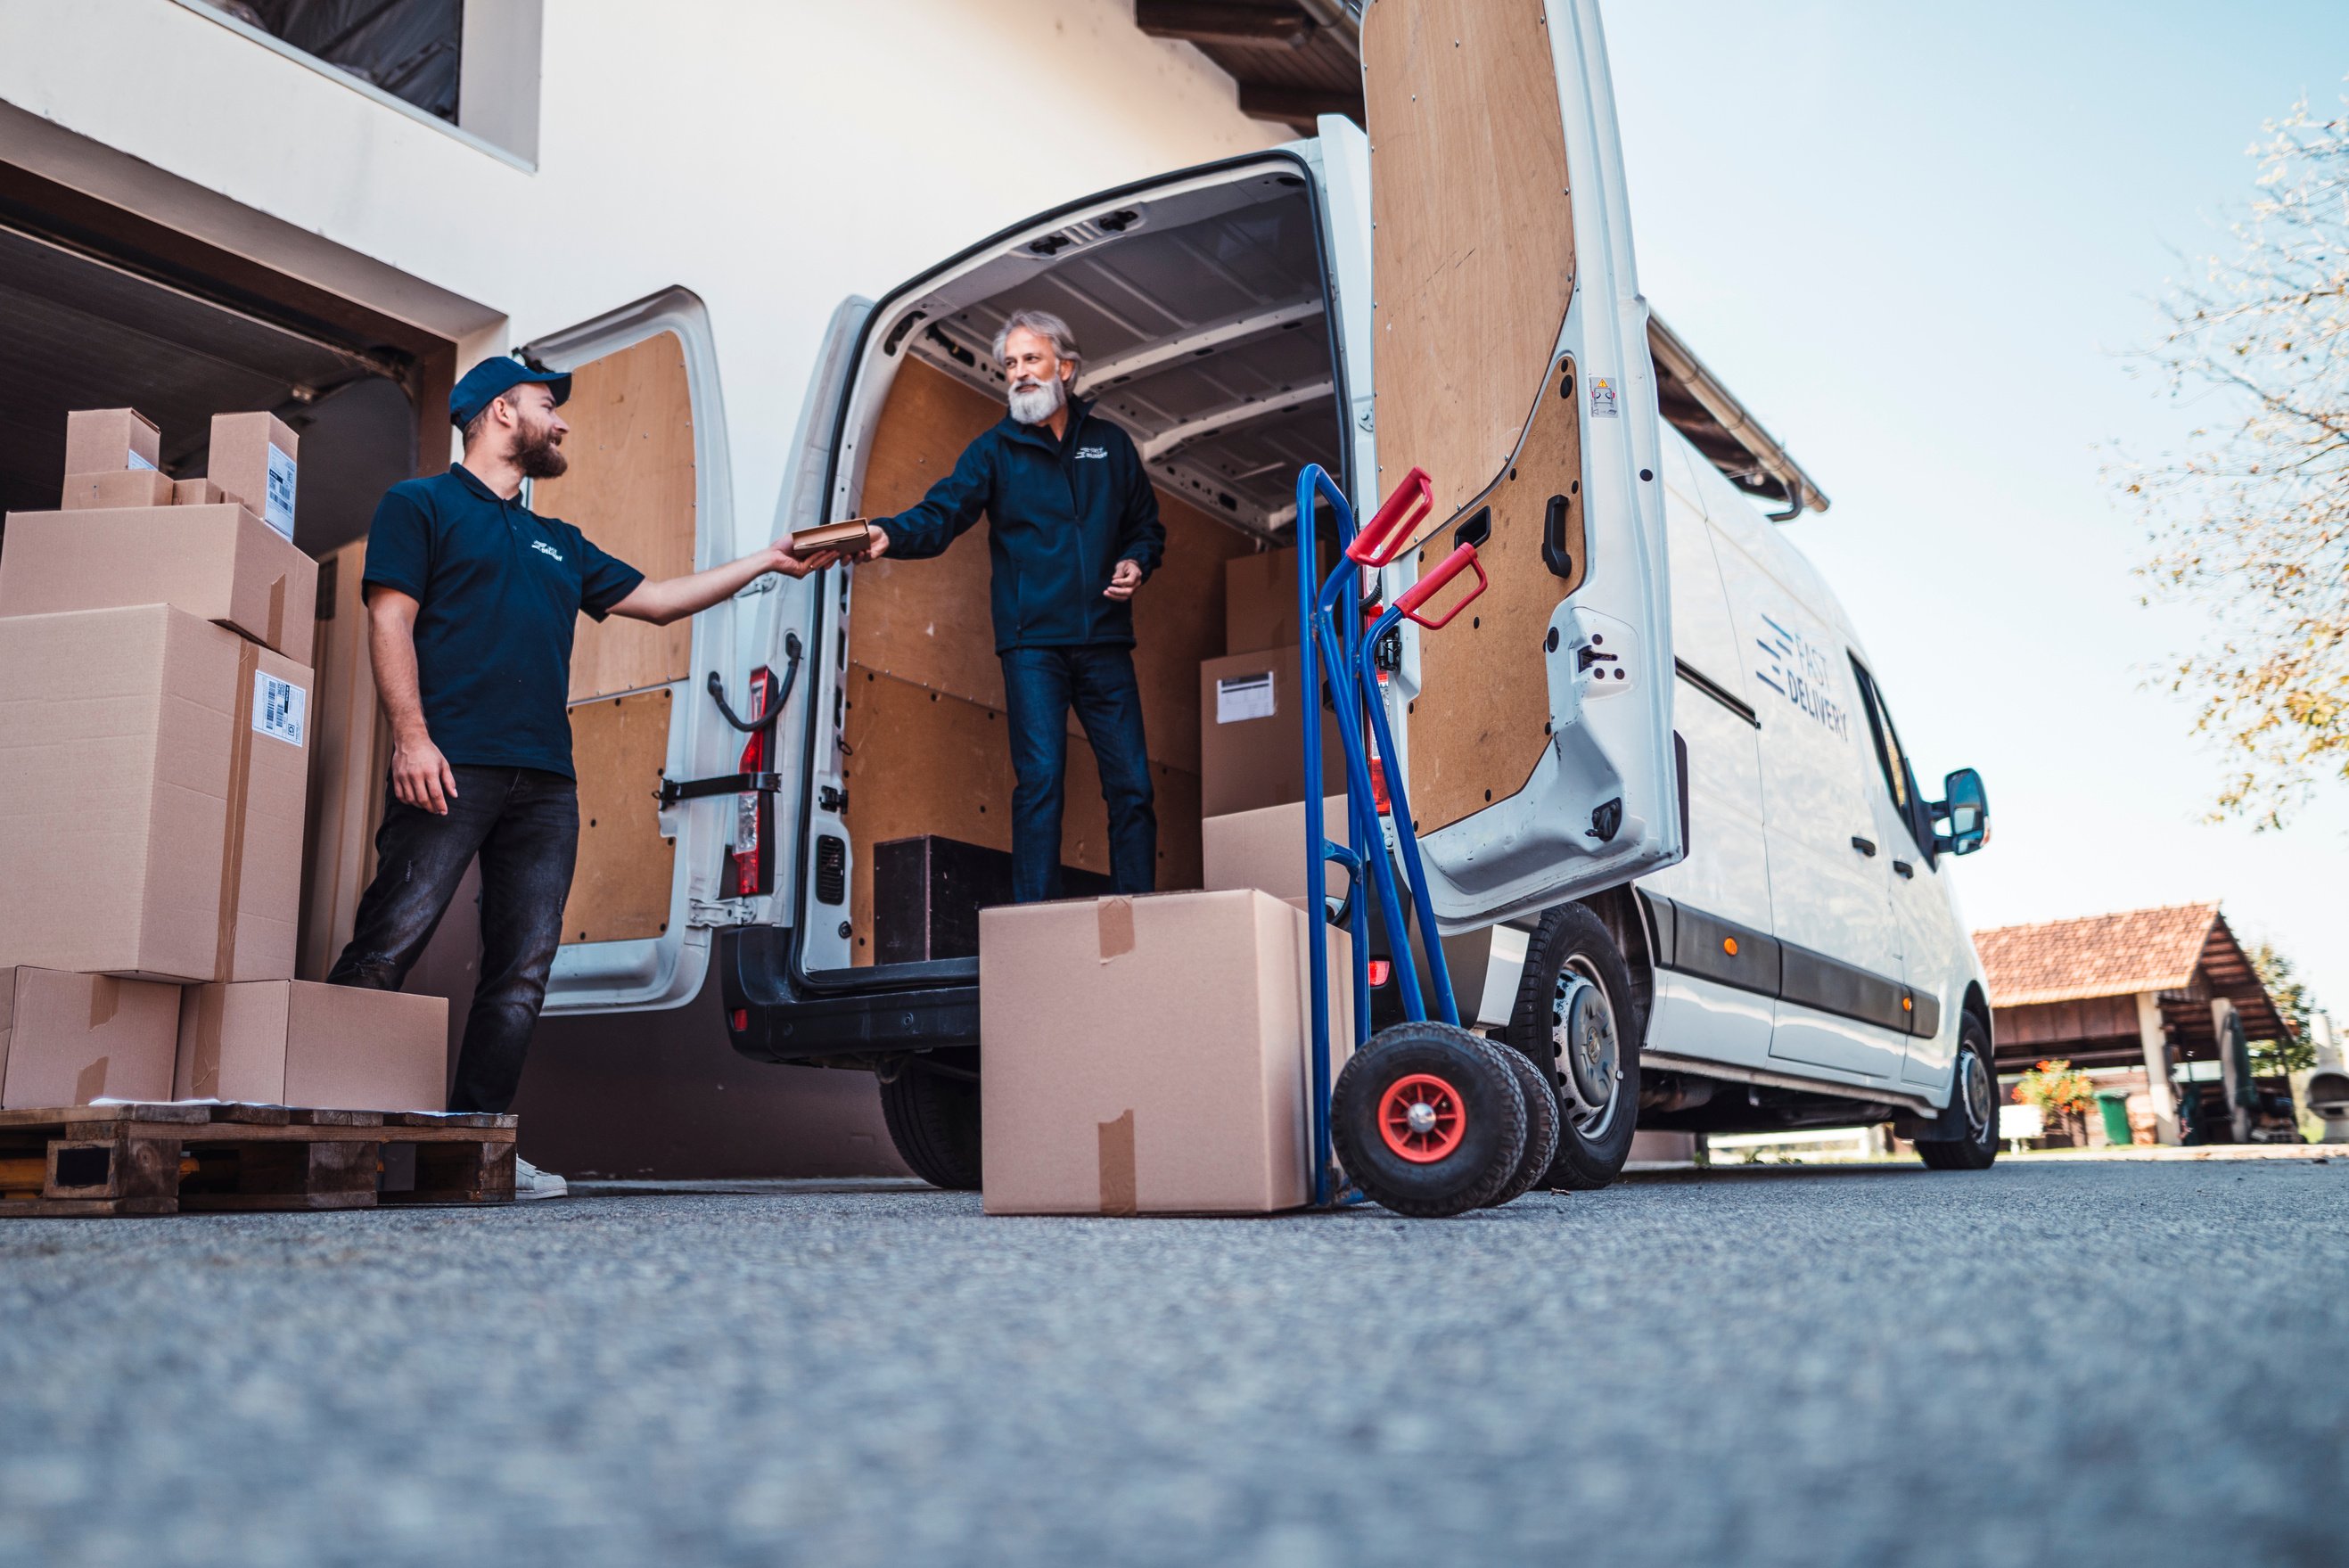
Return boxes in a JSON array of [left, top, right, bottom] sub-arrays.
[[850, 358, 1244, 775], [1408, 356, 1585, 833], [534, 330, 696, 702], [839, 665, 1203, 963], [562, 689, 678, 944], [1364, 0, 1575, 521]]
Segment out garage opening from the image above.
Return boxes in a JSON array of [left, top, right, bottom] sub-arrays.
[[0, 188, 441, 986], [814, 161, 1350, 973]]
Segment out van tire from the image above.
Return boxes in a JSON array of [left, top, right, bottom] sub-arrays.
[[1509, 901, 1641, 1192], [878, 1065, 982, 1191], [1916, 1016, 1999, 1170], [1334, 1021, 1527, 1218], [1485, 1038, 1562, 1207]]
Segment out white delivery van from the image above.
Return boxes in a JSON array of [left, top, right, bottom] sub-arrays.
[[536, 0, 1999, 1186]]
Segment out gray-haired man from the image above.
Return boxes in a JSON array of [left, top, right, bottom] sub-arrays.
[[863, 311, 1166, 901]]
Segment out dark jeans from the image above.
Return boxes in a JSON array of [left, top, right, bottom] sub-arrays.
[[327, 766, 579, 1114], [1000, 645, 1155, 902]]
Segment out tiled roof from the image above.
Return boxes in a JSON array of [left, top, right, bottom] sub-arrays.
[[1972, 903, 2222, 1006]]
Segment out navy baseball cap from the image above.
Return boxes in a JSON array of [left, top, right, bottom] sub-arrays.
[[449, 355, 572, 428]]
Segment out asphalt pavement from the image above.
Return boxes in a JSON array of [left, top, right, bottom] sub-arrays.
[[4, 1157, 2345, 1567]]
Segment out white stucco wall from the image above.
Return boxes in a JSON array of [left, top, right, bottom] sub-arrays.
[[0, 0, 1285, 535]]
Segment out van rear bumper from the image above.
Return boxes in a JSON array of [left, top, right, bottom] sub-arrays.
[[718, 925, 980, 1066]]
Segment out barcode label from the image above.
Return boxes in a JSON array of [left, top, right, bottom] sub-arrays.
[[127, 449, 157, 472], [252, 672, 307, 746], [262, 445, 298, 540], [1216, 672, 1277, 724]]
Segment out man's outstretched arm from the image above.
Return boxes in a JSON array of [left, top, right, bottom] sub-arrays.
[[607, 536, 843, 627]]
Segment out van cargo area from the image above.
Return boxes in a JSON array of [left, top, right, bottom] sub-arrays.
[[798, 160, 1348, 986]]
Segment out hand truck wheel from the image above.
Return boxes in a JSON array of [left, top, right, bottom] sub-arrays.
[[1482, 1038, 1561, 1207], [1332, 1020, 1527, 1218]]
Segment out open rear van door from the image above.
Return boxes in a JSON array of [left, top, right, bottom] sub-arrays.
[[1366, 0, 1681, 931], [525, 289, 742, 1012]]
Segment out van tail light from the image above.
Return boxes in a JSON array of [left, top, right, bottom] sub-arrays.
[[1367, 959, 1392, 988], [1368, 752, 1391, 817], [725, 665, 780, 899]]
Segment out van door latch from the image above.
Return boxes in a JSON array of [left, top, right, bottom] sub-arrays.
[[658, 771, 781, 806], [687, 898, 760, 930]]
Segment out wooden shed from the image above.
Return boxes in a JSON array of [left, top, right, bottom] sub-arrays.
[[1973, 903, 2294, 1145]]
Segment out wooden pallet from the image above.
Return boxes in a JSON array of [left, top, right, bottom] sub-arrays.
[[0, 1103, 517, 1217]]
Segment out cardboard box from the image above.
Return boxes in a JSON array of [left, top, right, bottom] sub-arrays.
[[0, 967, 182, 1108], [0, 504, 318, 664], [0, 605, 312, 983], [176, 981, 447, 1110], [61, 469, 176, 511], [1198, 646, 1350, 818], [1203, 797, 1352, 906], [63, 407, 160, 478], [980, 889, 1351, 1215], [1225, 541, 1342, 656], [208, 411, 299, 541], [296, 541, 390, 981], [173, 478, 227, 506]]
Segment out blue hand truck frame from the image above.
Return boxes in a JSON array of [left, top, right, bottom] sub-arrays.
[[1295, 462, 1490, 1206]]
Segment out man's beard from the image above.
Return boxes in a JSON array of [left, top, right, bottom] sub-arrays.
[[513, 419, 569, 480], [1006, 374, 1065, 426]]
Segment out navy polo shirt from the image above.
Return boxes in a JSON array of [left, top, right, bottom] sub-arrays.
[[361, 464, 645, 778]]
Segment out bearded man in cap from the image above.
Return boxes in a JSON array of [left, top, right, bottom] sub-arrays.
[[326, 357, 842, 1197]]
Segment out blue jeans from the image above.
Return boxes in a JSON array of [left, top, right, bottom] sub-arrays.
[[1000, 645, 1155, 902], [326, 766, 579, 1113]]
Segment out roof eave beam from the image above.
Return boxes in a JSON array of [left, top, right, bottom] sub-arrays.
[[1136, 2, 1314, 49], [1647, 313, 1832, 521]]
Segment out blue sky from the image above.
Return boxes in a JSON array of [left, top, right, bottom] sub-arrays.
[[1601, 1, 2349, 1015]]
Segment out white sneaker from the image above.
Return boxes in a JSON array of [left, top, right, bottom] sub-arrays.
[[513, 1155, 569, 1201]]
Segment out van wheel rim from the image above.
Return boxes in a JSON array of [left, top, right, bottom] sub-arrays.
[[1553, 959, 1622, 1138], [1378, 1073, 1466, 1163], [1959, 1049, 1993, 1140]]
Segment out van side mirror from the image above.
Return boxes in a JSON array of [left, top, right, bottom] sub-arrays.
[[1930, 768, 1990, 857]]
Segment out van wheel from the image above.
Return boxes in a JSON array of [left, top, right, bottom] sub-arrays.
[[1333, 1022, 1526, 1218], [878, 1064, 982, 1190], [1916, 1017, 1999, 1170], [1509, 902, 1641, 1191], [1484, 1038, 1561, 1207]]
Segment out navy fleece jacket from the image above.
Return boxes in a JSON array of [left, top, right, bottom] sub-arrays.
[[877, 397, 1165, 653]]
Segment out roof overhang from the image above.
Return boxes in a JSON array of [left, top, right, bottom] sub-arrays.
[[1648, 314, 1830, 521]]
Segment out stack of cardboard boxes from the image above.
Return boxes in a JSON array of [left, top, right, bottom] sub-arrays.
[[0, 407, 446, 1112], [980, 545, 1359, 1217]]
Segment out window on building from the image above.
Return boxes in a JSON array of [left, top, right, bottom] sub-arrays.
[[216, 0, 464, 125]]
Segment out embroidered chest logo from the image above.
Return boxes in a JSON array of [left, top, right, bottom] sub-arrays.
[[530, 539, 565, 563], [1074, 446, 1108, 460]]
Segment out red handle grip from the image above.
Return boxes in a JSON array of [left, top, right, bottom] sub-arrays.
[[1345, 468, 1433, 568], [1394, 542, 1487, 629]]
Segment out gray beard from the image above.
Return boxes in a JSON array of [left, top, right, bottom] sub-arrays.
[[1007, 376, 1065, 425]]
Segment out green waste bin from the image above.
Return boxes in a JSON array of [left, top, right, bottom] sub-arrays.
[[2097, 1091, 2133, 1147]]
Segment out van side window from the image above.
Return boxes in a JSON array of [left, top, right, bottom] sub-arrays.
[[1850, 657, 1930, 858]]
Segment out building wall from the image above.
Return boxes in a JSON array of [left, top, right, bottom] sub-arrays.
[[0, 0, 1285, 545], [0, 0, 1285, 1177]]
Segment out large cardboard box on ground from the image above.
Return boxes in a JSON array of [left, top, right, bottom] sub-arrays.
[[0, 605, 311, 983], [1203, 797, 1352, 906], [980, 889, 1351, 1216], [208, 411, 299, 541], [0, 504, 318, 664], [0, 968, 181, 1108], [175, 981, 447, 1110], [1198, 646, 1348, 818], [62, 407, 160, 477]]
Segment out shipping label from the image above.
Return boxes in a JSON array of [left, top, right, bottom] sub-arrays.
[[1216, 672, 1277, 724], [263, 445, 298, 540], [127, 449, 157, 472], [253, 671, 307, 746]]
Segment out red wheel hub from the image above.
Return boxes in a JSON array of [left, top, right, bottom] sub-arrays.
[[1378, 1072, 1466, 1162]]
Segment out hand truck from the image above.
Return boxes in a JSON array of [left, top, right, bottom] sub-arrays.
[[1294, 464, 1556, 1218]]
